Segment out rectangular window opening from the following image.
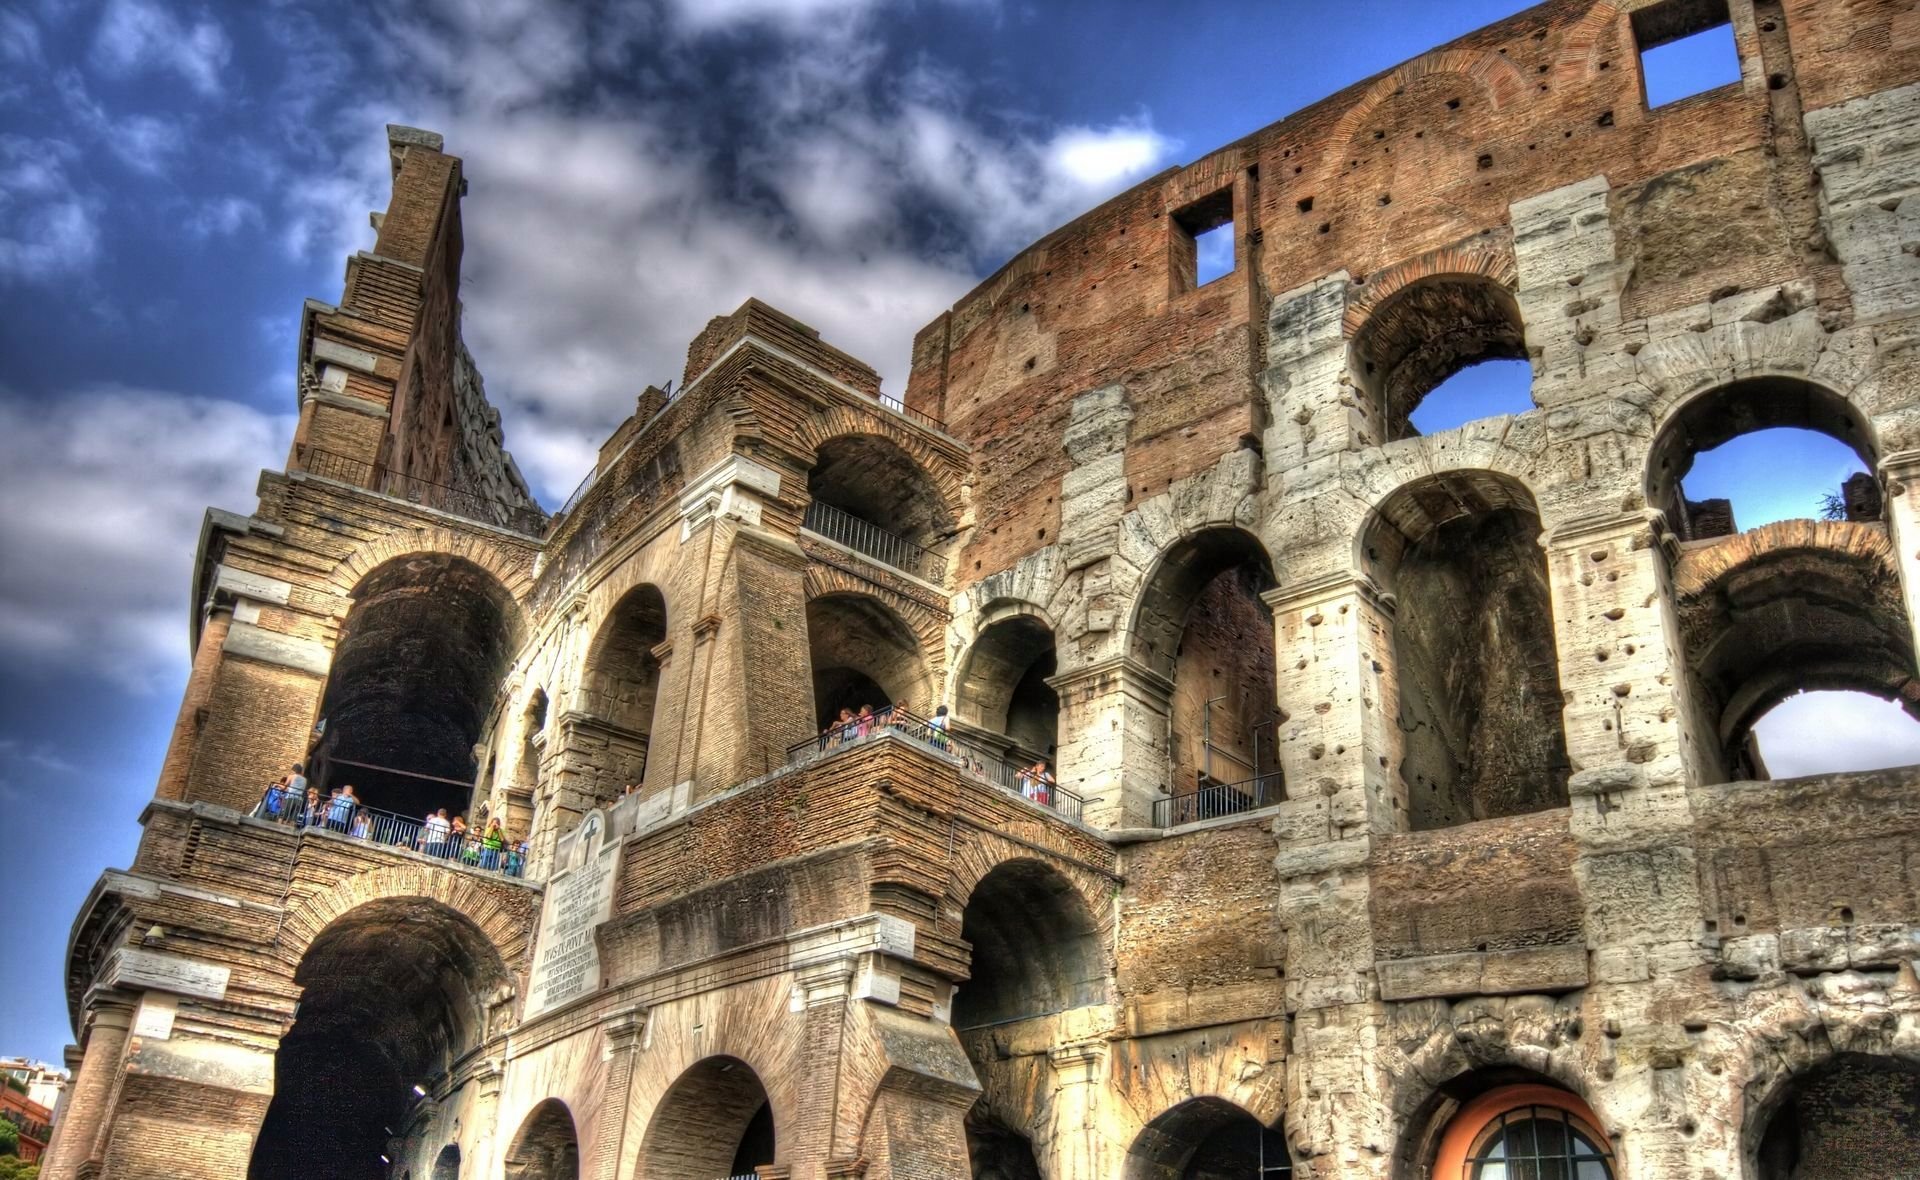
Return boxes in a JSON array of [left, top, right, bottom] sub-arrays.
[[1633, 0, 1740, 108], [1172, 188, 1235, 290]]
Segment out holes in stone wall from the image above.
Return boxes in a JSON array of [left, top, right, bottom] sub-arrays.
[[1633, 0, 1741, 108]]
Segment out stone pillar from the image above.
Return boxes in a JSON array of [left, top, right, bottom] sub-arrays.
[[465, 1064, 505, 1180], [1264, 574, 1402, 838], [1048, 655, 1173, 828], [40, 996, 133, 1180], [1041, 1043, 1113, 1180], [154, 605, 232, 802], [790, 957, 859, 1180], [592, 1008, 646, 1180], [1878, 449, 1920, 659]]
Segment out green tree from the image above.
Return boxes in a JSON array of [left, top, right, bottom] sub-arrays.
[[0, 1154, 39, 1180], [0, 1119, 18, 1157]]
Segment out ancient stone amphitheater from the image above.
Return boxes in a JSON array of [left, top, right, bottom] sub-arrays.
[[42, 1, 1920, 1178]]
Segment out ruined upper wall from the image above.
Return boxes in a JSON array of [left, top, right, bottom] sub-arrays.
[[905, 0, 1909, 582]]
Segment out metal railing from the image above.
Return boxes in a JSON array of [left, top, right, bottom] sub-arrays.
[[297, 446, 548, 536], [802, 500, 947, 582], [250, 786, 530, 876], [875, 391, 949, 435], [785, 709, 1084, 824], [1152, 772, 1284, 828]]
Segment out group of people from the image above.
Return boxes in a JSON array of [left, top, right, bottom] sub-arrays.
[[818, 699, 918, 749], [253, 764, 527, 877], [810, 703, 1060, 809]]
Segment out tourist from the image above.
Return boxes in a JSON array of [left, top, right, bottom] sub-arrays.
[[288, 762, 308, 797], [1031, 761, 1055, 807], [481, 818, 505, 870], [326, 786, 355, 832], [349, 809, 371, 839], [890, 699, 912, 730], [505, 836, 529, 878], [301, 786, 322, 828], [422, 808, 451, 857], [856, 703, 875, 737], [256, 772, 291, 821], [827, 707, 855, 748], [450, 814, 469, 860], [927, 704, 952, 752]]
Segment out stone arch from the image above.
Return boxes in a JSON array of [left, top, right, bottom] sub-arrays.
[[1359, 468, 1570, 828], [250, 895, 512, 1180], [1672, 518, 1919, 778], [276, 864, 533, 974], [636, 1056, 777, 1180], [953, 605, 1060, 759], [325, 525, 535, 605], [1644, 373, 1880, 540], [794, 407, 967, 516], [572, 581, 670, 798], [1748, 1053, 1920, 1180], [1551, 2, 1626, 84], [504, 1098, 579, 1180], [431, 1144, 461, 1180], [1347, 264, 1530, 443], [948, 853, 1109, 1029], [1124, 1097, 1296, 1179], [1125, 525, 1281, 801], [1408, 1077, 1616, 1180]]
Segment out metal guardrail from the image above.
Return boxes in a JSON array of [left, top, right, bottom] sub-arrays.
[[786, 709, 1084, 824], [803, 500, 947, 582], [297, 446, 547, 536], [1152, 772, 1284, 828], [251, 787, 530, 876], [876, 391, 948, 435]]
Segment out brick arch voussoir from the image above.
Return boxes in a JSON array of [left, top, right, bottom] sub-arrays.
[[794, 406, 966, 516], [1672, 519, 1898, 603], [328, 526, 536, 607], [1321, 47, 1530, 184], [1552, 2, 1625, 84], [804, 565, 948, 671], [1343, 245, 1520, 337], [943, 832, 1116, 952], [276, 865, 534, 979], [1385, 996, 1604, 1124]]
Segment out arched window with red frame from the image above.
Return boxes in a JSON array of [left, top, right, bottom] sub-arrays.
[[1433, 1084, 1614, 1180]]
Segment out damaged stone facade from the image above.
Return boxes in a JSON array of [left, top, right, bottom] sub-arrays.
[[42, 2, 1920, 1178]]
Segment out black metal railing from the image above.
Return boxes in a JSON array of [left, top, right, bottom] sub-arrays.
[[875, 391, 949, 435], [251, 786, 531, 876], [1152, 773, 1284, 828], [785, 709, 1084, 824], [802, 500, 947, 582], [297, 446, 547, 536]]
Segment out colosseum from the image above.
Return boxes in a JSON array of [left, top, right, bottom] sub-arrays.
[[39, 1, 1920, 1177]]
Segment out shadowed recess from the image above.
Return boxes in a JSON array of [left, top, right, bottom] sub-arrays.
[[504, 1099, 579, 1180], [808, 592, 931, 727], [1362, 471, 1569, 828], [1752, 1054, 1920, 1180], [247, 899, 508, 1180], [1123, 1097, 1293, 1179], [576, 583, 668, 797], [967, 1103, 1044, 1180], [1350, 274, 1528, 442], [808, 433, 953, 547], [636, 1056, 775, 1180], [313, 554, 523, 818], [953, 858, 1103, 1029], [956, 613, 1059, 757]]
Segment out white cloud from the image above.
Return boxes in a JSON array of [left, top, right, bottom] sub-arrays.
[[91, 0, 231, 96], [0, 10, 41, 65], [1749, 690, 1920, 780], [0, 135, 99, 280], [663, 0, 889, 33], [188, 195, 263, 238], [0, 387, 295, 692], [54, 72, 189, 174]]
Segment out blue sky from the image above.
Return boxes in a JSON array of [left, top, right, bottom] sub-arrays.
[[0, 0, 1912, 1067]]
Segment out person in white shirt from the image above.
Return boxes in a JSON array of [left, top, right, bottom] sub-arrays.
[[422, 808, 452, 857]]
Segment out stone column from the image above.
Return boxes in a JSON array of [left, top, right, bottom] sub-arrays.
[[791, 957, 859, 1180], [1047, 655, 1173, 828], [40, 995, 133, 1180], [154, 604, 232, 802], [592, 1008, 646, 1180], [464, 1063, 504, 1180], [1041, 1043, 1113, 1180], [1263, 573, 1402, 838], [1878, 449, 1920, 658]]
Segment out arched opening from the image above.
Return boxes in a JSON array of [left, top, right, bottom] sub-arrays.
[[1350, 274, 1531, 443], [1131, 528, 1282, 818], [311, 554, 523, 820], [953, 859, 1103, 1030], [1124, 1098, 1294, 1179], [805, 434, 954, 580], [807, 592, 931, 730], [1748, 690, 1920, 779], [247, 899, 508, 1180], [967, 1104, 1044, 1180], [636, 1056, 775, 1180], [1361, 471, 1569, 829], [1672, 521, 1919, 782], [574, 584, 668, 801], [431, 1145, 461, 1180], [956, 613, 1059, 760], [1647, 376, 1878, 542], [504, 1099, 579, 1180], [1751, 1053, 1920, 1179], [1408, 359, 1536, 437], [1401, 1073, 1613, 1180]]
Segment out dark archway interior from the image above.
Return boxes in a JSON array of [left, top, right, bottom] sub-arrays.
[[1648, 377, 1877, 541], [807, 434, 952, 547], [1362, 472, 1569, 829], [578, 584, 667, 797], [637, 1056, 774, 1180], [1124, 1098, 1293, 1180], [1133, 528, 1280, 799], [504, 1099, 579, 1180], [1675, 525, 1920, 781], [808, 593, 930, 728], [953, 859, 1103, 1029], [431, 1145, 461, 1180], [248, 899, 506, 1180], [957, 615, 1059, 758], [1755, 1054, 1920, 1180], [1350, 275, 1529, 443], [967, 1104, 1044, 1180], [315, 555, 521, 819]]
